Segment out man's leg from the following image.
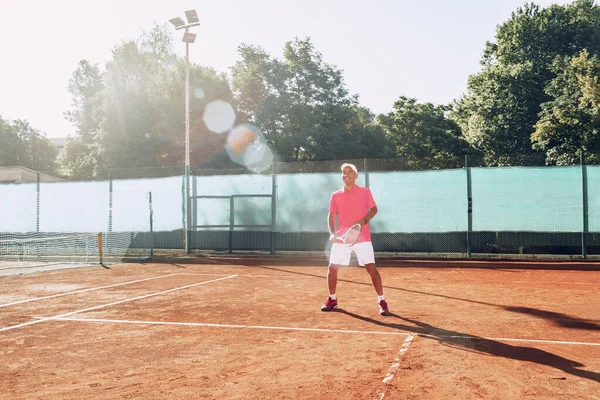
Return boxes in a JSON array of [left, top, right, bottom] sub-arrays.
[[365, 262, 389, 315], [321, 263, 341, 311], [327, 263, 341, 295], [364, 263, 383, 295]]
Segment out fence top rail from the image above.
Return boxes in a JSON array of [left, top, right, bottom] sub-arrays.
[[193, 194, 273, 199]]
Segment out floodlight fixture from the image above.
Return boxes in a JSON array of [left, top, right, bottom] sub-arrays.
[[182, 32, 196, 43], [185, 10, 199, 24], [170, 9, 200, 31], [169, 17, 185, 28]]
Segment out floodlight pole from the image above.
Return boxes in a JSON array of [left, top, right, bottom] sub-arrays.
[[185, 34, 191, 254], [170, 11, 199, 254]]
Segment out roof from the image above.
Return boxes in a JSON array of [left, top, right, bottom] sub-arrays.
[[0, 166, 65, 183]]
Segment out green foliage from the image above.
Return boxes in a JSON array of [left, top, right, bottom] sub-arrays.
[[378, 97, 474, 169], [0, 116, 57, 172], [532, 50, 600, 164], [231, 38, 391, 161], [60, 24, 235, 178], [0, 117, 26, 166], [455, 0, 600, 165], [57, 134, 107, 179], [6, 1, 599, 178]]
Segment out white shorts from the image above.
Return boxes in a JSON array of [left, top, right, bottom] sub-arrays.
[[329, 242, 375, 266]]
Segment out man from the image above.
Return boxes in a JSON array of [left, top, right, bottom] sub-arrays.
[[321, 163, 390, 316]]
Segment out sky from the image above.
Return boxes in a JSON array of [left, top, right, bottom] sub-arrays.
[[0, 0, 572, 139]]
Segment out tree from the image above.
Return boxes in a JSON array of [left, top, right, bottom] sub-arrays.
[[60, 24, 236, 178], [0, 116, 26, 166], [311, 105, 395, 161], [454, 0, 600, 165], [378, 97, 474, 169], [231, 38, 390, 161], [64, 60, 104, 137], [57, 135, 106, 179], [452, 61, 543, 165], [0, 116, 57, 172], [60, 60, 106, 178], [532, 50, 600, 164]]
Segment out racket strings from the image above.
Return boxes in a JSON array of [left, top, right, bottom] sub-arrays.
[[345, 226, 361, 243]]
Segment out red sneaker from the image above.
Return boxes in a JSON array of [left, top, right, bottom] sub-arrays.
[[378, 300, 390, 316], [321, 297, 338, 311]]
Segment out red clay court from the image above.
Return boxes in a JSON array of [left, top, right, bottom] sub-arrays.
[[1, 256, 599, 399]]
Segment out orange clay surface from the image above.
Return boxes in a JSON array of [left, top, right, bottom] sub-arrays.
[[0, 256, 599, 400]]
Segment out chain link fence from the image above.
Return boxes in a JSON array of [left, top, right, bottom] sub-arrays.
[[28, 151, 600, 259]]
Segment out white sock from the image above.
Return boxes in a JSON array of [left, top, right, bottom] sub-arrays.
[[329, 294, 337, 300], [377, 295, 385, 302]]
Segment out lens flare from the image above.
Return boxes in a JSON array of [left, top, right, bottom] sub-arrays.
[[227, 125, 256, 155], [225, 124, 274, 173], [164, 57, 177, 71], [193, 88, 205, 99], [244, 141, 274, 173], [203, 100, 236, 134]]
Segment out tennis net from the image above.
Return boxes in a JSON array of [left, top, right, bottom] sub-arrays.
[[0, 233, 103, 268]]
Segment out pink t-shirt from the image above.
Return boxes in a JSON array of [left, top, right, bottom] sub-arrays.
[[329, 185, 376, 243]]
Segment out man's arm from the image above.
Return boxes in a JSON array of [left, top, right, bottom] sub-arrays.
[[360, 206, 378, 226], [328, 212, 337, 242]]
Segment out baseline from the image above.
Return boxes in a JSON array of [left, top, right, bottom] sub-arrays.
[[37, 316, 414, 336], [0, 275, 237, 333], [0, 273, 183, 308]]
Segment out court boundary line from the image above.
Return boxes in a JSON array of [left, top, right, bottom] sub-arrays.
[[36, 317, 414, 336], [0, 272, 236, 308], [27, 317, 600, 346], [178, 273, 318, 278], [0, 273, 184, 308], [0, 275, 238, 333], [379, 334, 415, 400]]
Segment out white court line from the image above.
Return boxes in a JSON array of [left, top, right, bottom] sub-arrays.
[[378, 334, 415, 400], [36, 317, 414, 336], [0, 273, 184, 308], [0, 275, 237, 333], [24, 317, 600, 347], [502, 281, 600, 285], [178, 273, 315, 278]]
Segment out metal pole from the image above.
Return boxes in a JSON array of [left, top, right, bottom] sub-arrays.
[[148, 191, 154, 260], [229, 196, 234, 254], [271, 162, 277, 255], [466, 155, 472, 257], [185, 39, 190, 173], [364, 158, 369, 188], [184, 38, 191, 254], [581, 150, 588, 259], [108, 180, 113, 233], [36, 172, 40, 233]]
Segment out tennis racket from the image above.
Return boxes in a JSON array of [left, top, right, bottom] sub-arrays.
[[335, 223, 362, 246]]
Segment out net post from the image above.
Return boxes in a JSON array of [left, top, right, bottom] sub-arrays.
[[97, 232, 103, 265]]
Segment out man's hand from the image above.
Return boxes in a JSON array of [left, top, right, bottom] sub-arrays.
[[329, 233, 336, 243]]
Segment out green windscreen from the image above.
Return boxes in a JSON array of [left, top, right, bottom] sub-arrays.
[[471, 166, 582, 232]]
